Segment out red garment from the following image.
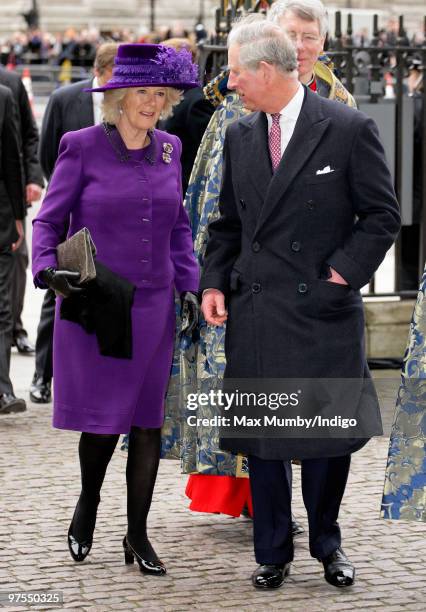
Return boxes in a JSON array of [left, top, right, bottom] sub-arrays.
[[186, 474, 253, 517], [309, 78, 317, 92]]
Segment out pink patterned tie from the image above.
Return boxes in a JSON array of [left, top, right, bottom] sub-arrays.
[[269, 112, 282, 172]]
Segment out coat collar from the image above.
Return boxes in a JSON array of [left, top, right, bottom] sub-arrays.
[[241, 86, 331, 234], [240, 111, 272, 201], [102, 123, 158, 165], [77, 79, 95, 128]]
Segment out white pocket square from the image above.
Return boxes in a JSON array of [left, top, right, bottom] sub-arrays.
[[316, 165, 334, 175]]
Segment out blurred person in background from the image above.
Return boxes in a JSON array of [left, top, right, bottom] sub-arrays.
[[57, 28, 78, 66], [158, 38, 214, 194], [69, 30, 97, 68], [164, 21, 189, 40], [385, 17, 409, 46], [398, 58, 424, 290], [30, 42, 119, 404], [0, 60, 44, 356], [0, 85, 26, 414], [0, 32, 28, 65], [26, 28, 44, 64]]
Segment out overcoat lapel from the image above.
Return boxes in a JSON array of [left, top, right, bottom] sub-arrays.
[[77, 81, 95, 128], [241, 112, 272, 201], [254, 87, 330, 235]]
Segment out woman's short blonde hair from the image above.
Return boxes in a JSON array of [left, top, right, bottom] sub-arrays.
[[102, 87, 183, 124]]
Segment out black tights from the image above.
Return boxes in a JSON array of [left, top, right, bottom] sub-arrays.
[[72, 432, 119, 543], [72, 426, 161, 563], [126, 426, 161, 563]]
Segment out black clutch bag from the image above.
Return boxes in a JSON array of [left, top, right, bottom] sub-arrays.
[[57, 227, 97, 283]]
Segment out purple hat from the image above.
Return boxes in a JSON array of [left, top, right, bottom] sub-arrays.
[[85, 43, 199, 92]]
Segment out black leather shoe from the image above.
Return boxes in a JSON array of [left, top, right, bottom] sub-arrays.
[[241, 504, 251, 518], [321, 547, 355, 587], [0, 394, 27, 414], [14, 335, 35, 354], [67, 521, 92, 562], [29, 374, 52, 403], [123, 535, 166, 576], [292, 518, 305, 538], [251, 563, 290, 589]]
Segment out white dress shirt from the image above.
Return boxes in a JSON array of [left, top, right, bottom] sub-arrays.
[[91, 77, 104, 125], [266, 84, 304, 157]]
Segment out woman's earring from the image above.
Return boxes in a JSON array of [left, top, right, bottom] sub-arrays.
[[119, 106, 123, 116]]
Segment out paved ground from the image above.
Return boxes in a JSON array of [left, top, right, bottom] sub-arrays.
[[1, 260, 425, 611]]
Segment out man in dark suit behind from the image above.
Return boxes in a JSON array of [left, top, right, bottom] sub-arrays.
[[30, 42, 118, 403], [0, 64, 44, 354], [158, 38, 214, 194], [0, 84, 26, 414], [200, 18, 400, 590]]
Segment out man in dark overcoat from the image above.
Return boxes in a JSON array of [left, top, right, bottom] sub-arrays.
[[0, 84, 26, 413], [0, 64, 43, 354], [200, 18, 401, 590], [30, 42, 118, 403]]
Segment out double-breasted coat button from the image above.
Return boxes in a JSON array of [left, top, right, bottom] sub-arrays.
[[298, 283, 308, 294], [239, 198, 246, 209], [291, 241, 301, 252], [252, 241, 260, 252], [252, 282, 262, 294], [307, 199, 315, 210]]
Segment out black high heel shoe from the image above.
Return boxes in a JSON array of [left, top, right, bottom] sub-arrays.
[[123, 535, 166, 575], [67, 496, 99, 563], [67, 520, 93, 562]]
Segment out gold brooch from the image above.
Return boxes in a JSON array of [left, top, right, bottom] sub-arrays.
[[162, 142, 173, 164]]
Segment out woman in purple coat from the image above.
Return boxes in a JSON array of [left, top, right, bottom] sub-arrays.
[[32, 44, 200, 575]]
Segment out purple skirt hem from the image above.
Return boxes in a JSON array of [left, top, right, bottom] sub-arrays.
[[53, 404, 164, 434]]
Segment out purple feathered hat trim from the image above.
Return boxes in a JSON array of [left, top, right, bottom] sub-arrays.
[[85, 43, 199, 92]]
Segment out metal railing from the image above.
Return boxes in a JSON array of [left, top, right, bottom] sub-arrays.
[[12, 64, 92, 96]]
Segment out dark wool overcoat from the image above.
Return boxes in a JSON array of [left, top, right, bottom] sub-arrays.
[[200, 86, 401, 460], [0, 84, 24, 248]]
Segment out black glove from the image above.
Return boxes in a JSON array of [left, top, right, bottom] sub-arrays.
[[180, 291, 200, 336], [40, 267, 83, 299]]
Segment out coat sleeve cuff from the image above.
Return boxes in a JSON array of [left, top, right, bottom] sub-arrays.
[[174, 277, 199, 294], [327, 249, 370, 290], [33, 272, 48, 289], [32, 260, 54, 289], [199, 273, 229, 295]]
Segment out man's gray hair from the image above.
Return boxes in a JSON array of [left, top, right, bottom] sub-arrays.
[[228, 16, 298, 75], [268, 0, 329, 38]]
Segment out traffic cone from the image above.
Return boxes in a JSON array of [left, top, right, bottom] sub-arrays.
[[21, 67, 34, 110], [384, 72, 395, 99]]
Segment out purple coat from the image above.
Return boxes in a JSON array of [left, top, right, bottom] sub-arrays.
[[32, 125, 199, 433], [33, 125, 198, 292]]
